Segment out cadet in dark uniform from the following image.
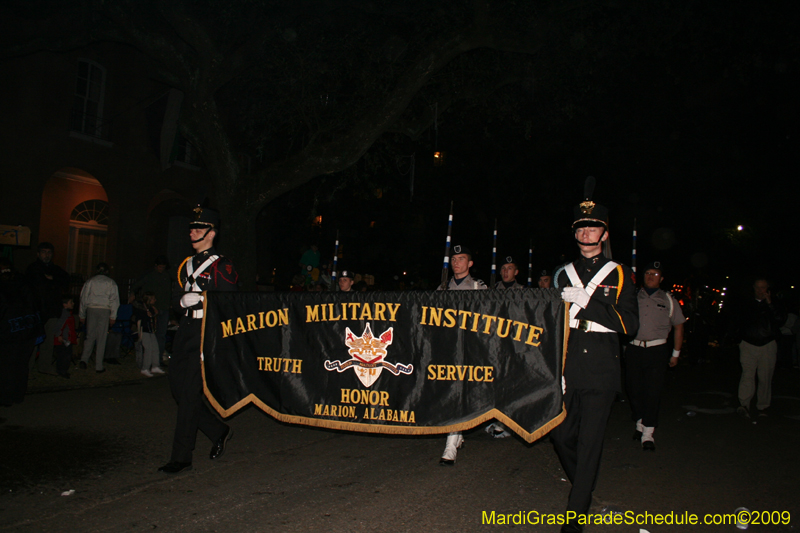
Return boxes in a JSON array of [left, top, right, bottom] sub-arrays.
[[494, 256, 524, 290], [158, 206, 238, 474], [550, 179, 638, 533], [338, 270, 355, 292], [485, 255, 522, 438], [626, 260, 685, 451], [438, 245, 487, 465]]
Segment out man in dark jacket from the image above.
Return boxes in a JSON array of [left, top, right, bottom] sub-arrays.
[[25, 242, 70, 375], [735, 278, 785, 418]]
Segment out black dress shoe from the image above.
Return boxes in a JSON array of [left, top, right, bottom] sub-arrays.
[[561, 521, 584, 533], [209, 427, 233, 460], [642, 440, 655, 451], [632, 430, 642, 440], [79, 361, 87, 370], [158, 461, 192, 474], [96, 368, 106, 374]]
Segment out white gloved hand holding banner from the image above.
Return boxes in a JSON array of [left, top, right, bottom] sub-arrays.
[[180, 292, 204, 308], [561, 287, 590, 309]]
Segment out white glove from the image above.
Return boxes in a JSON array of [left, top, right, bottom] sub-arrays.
[[561, 287, 590, 309], [562, 376, 566, 395], [180, 293, 204, 308]]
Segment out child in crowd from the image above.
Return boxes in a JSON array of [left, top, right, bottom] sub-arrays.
[[54, 296, 77, 378], [134, 292, 165, 377]]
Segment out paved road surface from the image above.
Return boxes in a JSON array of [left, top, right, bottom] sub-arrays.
[[2, 352, 799, 532]]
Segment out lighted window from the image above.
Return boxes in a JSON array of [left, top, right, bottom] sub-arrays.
[[68, 200, 108, 278], [71, 200, 109, 225]]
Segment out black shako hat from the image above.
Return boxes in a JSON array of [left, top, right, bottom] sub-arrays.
[[450, 244, 472, 259], [572, 176, 609, 230], [339, 270, 354, 279], [189, 205, 220, 230]]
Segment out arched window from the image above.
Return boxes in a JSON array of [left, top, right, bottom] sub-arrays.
[[71, 200, 109, 225], [68, 200, 109, 278]]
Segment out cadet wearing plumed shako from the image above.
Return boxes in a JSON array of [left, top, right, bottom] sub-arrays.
[[437, 244, 486, 466], [626, 260, 685, 451], [158, 205, 238, 475], [550, 177, 639, 533], [494, 256, 524, 290]]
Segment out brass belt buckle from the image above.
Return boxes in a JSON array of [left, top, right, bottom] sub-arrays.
[[578, 320, 591, 332]]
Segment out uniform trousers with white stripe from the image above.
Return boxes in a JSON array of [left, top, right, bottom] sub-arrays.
[[550, 387, 616, 515], [168, 317, 228, 464]]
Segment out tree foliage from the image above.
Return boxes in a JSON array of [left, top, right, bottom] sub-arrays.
[[3, 0, 798, 283]]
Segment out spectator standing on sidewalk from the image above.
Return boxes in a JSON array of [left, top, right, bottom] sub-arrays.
[[54, 296, 77, 379], [25, 242, 69, 375], [130, 256, 172, 364], [78, 263, 120, 373], [1, 257, 42, 406], [733, 277, 785, 418], [134, 292, 165, 377]]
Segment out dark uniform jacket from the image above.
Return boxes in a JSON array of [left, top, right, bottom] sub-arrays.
[[175, 247, 238, 317], [556, 254, 638, 392]]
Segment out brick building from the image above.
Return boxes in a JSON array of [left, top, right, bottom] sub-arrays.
[[1, 42, 210, 286]]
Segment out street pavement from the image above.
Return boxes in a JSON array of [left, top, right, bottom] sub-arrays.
[[1, 350, 799, 532]]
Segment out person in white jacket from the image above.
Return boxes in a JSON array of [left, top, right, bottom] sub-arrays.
[[79, 263, 120, 372]]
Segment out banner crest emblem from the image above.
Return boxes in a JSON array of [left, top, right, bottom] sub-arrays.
[[324, 322, 413, 387]]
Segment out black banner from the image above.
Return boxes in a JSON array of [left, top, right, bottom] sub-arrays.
[[201, 289, 567, 443]]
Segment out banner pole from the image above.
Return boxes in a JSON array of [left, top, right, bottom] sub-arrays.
[[631, 218, 637, 284], [440, 201, 453, 290], [332, 230, 340, 291], [490, 219, 497, 287], [527, 240, 533, 287]]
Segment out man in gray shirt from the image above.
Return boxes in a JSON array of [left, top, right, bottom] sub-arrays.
[[438, 245, 486, 465], [625, 261, 684, 450]]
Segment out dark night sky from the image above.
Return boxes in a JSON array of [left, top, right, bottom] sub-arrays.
[[9, 1, 793, 296], [261, 3, 800, 298]]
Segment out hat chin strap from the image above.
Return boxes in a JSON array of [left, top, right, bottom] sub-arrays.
[[574, 227, 606, 247], [191, 227, 213, 244]]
